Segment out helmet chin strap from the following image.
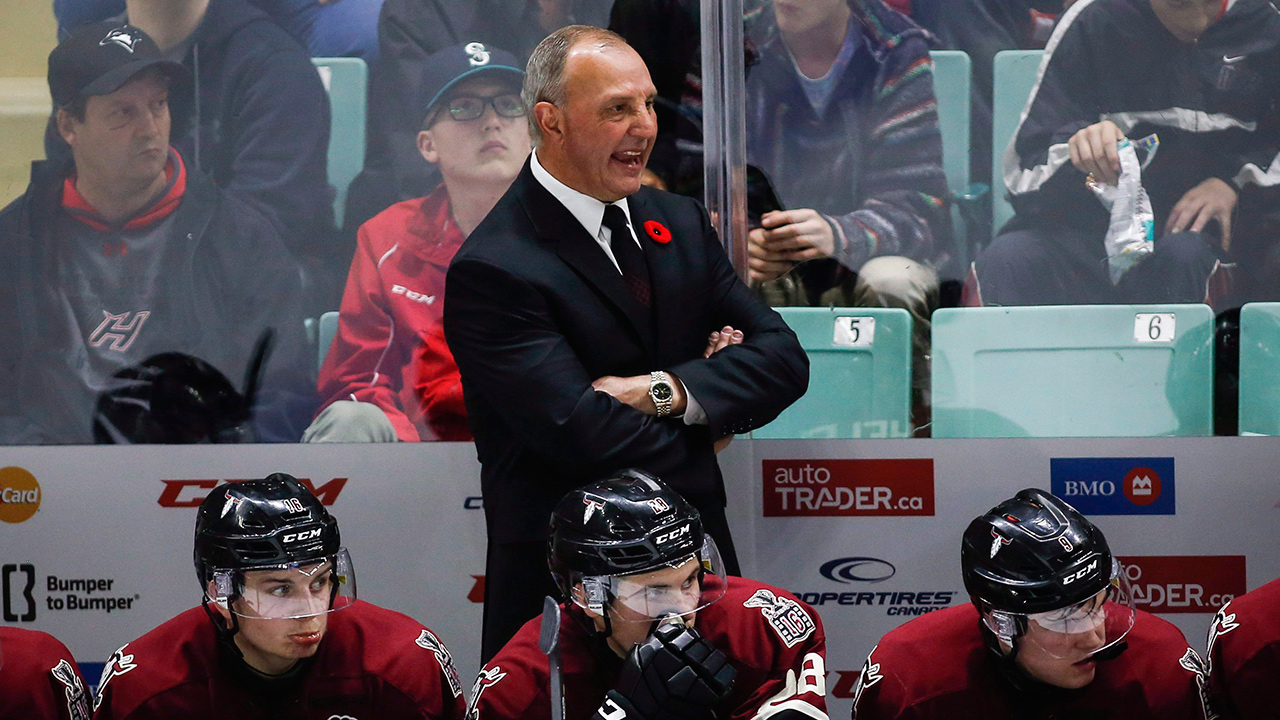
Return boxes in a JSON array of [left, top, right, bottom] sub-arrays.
[[201, 593, 245, 661]]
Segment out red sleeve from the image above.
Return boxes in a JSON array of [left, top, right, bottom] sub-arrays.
[[1208, 600, 1280, 720], [848, 644, 901, 720], [0, 630, 91, 720], [730, 589, 829, 720], [317, 222, 420, 442], [412, 319, 470, 440], [467, 651, 548, 720]]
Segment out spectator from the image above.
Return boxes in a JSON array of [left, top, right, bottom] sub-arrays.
[[53, 0, 386, 65], [852, 488, 1207, 719], [306, 43, 530, 443], [0, 22, 313, 444], [743, 0, 951, 410], [970, 0, 1280, 306], [346, 0, 613, 233], [50, 0, 337, 293], [1206, 576, 1280, 719]]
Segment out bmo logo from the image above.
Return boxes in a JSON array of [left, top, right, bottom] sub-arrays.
[[1050, 457, 1174, 515], [1123, 467, 1161, 506]]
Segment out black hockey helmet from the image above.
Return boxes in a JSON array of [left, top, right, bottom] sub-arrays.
[[962, 489, 1134, 661], [194, 473, 355, 619], [548, 469, 728, 621]]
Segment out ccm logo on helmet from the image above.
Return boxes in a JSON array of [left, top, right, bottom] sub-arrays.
[[282, 529, 323, 544], [654, 524, 691, 545], [1062, 559, 1099, 585]]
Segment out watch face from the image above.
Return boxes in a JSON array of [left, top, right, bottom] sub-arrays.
[[652, 383, 673, 401]]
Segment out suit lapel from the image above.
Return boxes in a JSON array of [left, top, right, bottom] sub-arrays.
[[628, 191, 682, 365], [516, 164, 656, 359]]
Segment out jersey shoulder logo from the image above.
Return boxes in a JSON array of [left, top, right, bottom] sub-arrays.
[[465, 665, 507, 720], [50, 659, 91, 720], [744, 588, 816, 648], [850, 646, 884, 718], [416, 629, 463, 698], [94, 643, 138, 711]]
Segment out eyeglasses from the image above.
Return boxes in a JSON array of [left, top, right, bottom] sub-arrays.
[[440, 93, 525, 122]]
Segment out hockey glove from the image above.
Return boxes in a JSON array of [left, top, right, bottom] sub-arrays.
[[593, 623, 736, 720]]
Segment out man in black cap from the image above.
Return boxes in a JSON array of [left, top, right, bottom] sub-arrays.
[[0, 22, 314, 445], [306, 42, 532, 443]]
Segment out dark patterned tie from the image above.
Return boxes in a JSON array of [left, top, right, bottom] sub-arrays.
[[602, 204, 651, 307]]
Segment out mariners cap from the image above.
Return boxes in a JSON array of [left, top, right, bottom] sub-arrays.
[[48, 22, 187, 109], [422, 42, 523, 120]]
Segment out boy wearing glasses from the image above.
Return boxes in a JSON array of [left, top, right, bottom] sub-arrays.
[[93, 473, 465, 718], [307, 43, 532, 442], [851, 489, 1206, 719]]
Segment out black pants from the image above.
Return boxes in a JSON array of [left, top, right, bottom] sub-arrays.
[[480, 500, 740, 663], [974, 228, 1222, 306]]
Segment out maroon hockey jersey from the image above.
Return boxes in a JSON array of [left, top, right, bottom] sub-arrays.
[[850, 604, 1206, 720], [1207, 577, 1280, 720], [470, 577, 828, 720], [92, 601, 466, 720], [0, 626, 91, 720]]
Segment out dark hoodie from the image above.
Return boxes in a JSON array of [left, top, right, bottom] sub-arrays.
[[50, 0, 335, 267], [0, 153, 317, 444]]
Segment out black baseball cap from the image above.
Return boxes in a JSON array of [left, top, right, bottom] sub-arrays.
[[48, 22, 187, 109], [422, 42, 523, 120]]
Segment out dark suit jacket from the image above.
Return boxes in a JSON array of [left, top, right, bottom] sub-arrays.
[[444, 160, 808, 544]]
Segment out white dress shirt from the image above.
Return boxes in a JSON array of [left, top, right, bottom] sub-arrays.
[[529, 150, 707, 425]]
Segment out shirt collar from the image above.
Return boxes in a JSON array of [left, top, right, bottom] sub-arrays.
[[530, 149, 634, 240]]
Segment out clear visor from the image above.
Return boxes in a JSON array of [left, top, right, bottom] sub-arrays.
[[984, 558, 1136, 660], [209, 547, 357, 619], [574, 535, 728, 624]]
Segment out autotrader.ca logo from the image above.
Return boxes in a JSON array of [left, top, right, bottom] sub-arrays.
[[820, 557, 896, 584]]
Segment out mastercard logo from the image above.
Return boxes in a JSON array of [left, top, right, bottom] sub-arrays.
[[0, 467, 41, 523]]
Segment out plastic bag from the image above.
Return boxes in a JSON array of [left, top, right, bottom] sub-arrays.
[[1088, 134, 1159, 284]]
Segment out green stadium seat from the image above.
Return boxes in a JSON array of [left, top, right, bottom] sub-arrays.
[[930, 50, 988, 266], [753, 307, 913, 439], [317, 310, 339, 371], [312, 58, 367, 230], [932, 304, 1214, 437], [1238, 303, 1280, 435], [991, 50, 1044, 234]]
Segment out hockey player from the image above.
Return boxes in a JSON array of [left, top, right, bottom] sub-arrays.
[[851, 488, 1206, 719], [1206, 576, 1280, 719], [469, 469, 828, 720], [93, 473, 466, 719], [0, 627, 92, 719]]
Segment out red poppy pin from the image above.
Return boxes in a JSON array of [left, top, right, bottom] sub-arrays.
[[644, 220, 672, 244]]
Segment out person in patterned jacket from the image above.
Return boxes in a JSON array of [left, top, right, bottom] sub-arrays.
[[743, 0, 951, 405], [851, 488, 1207, 720], [92, 474, 466, 720], [470, 470, 829, 720]]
